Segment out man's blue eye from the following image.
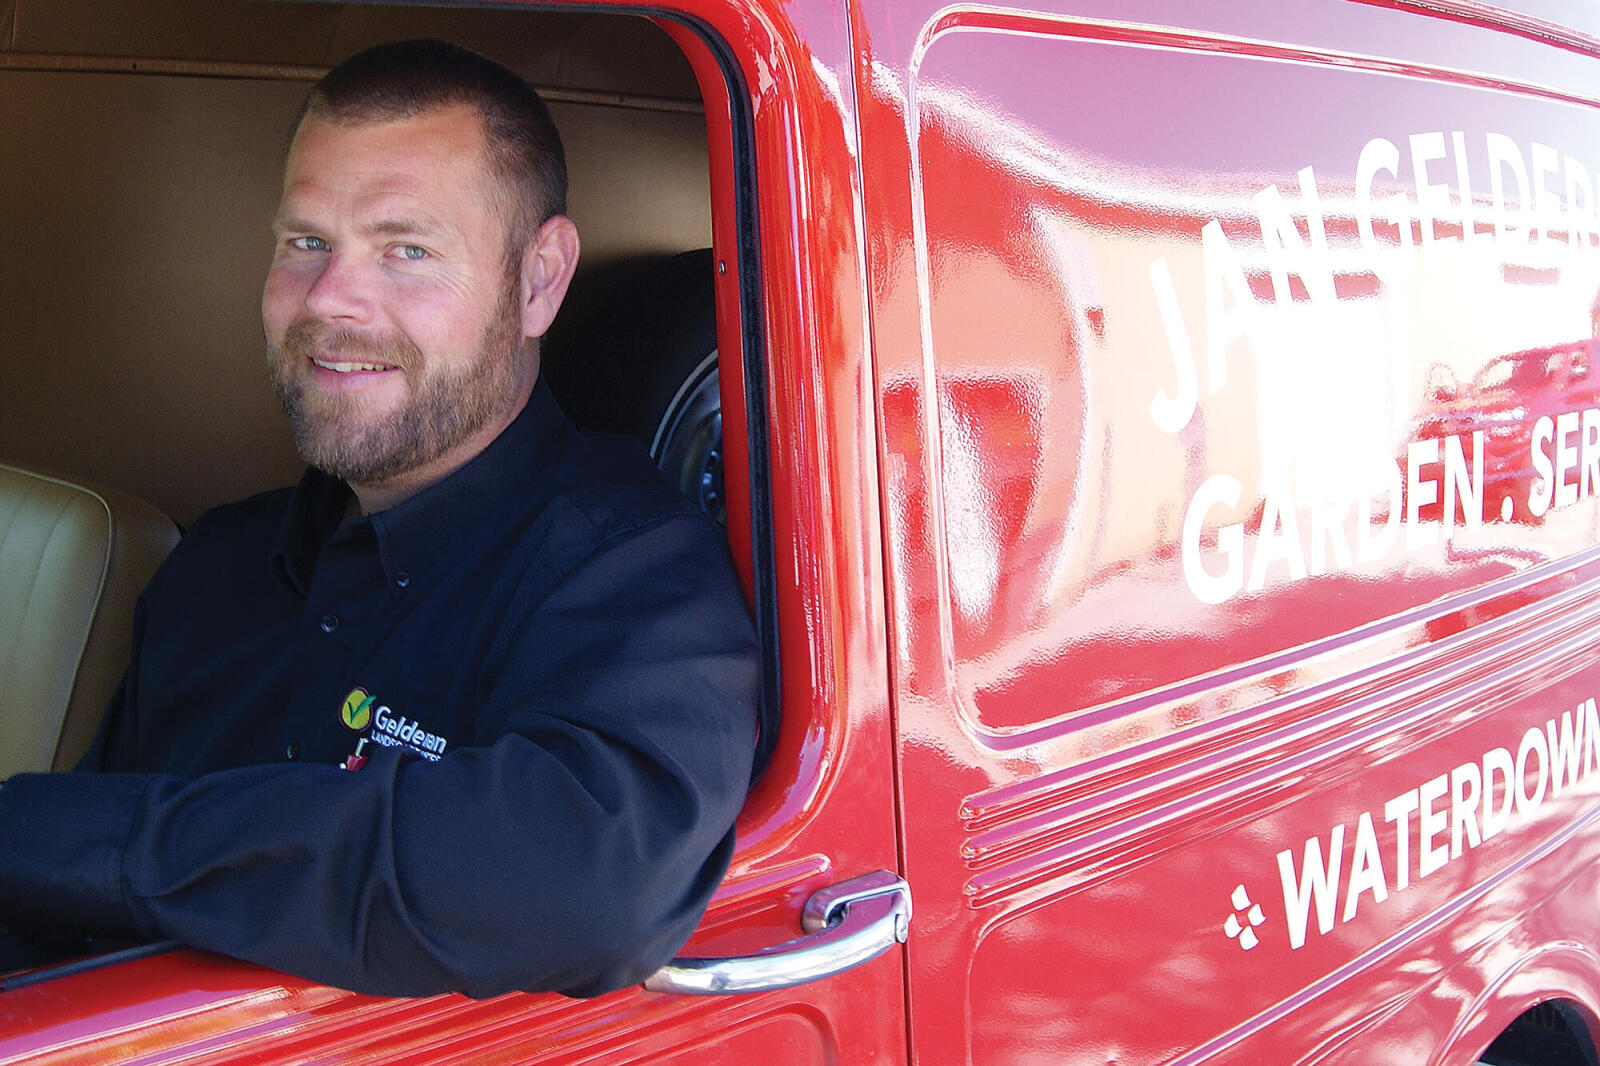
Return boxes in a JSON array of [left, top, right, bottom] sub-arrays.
[[291, 236, 328, 252], [399, 245, 427, 261]]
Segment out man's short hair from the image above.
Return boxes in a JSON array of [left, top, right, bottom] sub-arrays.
[[297, 39, 568, 256]]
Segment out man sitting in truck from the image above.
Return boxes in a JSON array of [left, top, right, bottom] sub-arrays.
[[0, 39, 759, 999]]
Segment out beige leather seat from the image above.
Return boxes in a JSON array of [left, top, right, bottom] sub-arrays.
[[0, 463, 179, 775]]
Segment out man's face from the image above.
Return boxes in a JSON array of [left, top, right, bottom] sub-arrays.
[[263, 105, 533, 488]]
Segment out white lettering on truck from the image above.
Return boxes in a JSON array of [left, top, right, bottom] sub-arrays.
[[1275, 698, 1600, 949], [1146, 131, 1600, 604], [1180, 432, 1483, 606]]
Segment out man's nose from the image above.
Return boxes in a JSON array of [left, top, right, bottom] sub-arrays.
[[301, 251, 376, 323]]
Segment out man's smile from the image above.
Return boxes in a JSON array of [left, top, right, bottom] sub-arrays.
[[310, 356, 401, 374]]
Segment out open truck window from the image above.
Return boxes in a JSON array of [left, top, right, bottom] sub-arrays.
[[0, 4, 744, 542], [0, 0, 812, 1039]]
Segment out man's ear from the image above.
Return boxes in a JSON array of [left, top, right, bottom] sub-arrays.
[[518, 215, 581, 340]]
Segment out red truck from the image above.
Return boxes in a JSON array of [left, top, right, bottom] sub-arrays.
[[3, 0, 1600, 1062]]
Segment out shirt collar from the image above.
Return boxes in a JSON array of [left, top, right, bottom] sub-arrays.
[[269, 377, 571, 596], [270, 467, 352, 597]]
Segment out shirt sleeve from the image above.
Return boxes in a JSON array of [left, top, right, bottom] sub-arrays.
[[0, 513, 759, 999]]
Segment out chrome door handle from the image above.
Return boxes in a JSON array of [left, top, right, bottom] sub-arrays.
[[643, 870, 911, 995]]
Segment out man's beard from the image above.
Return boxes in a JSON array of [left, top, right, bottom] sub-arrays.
[[268, 288, 525, 486]]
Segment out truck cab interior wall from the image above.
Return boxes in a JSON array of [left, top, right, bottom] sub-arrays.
[[0, 2, 713, 528]]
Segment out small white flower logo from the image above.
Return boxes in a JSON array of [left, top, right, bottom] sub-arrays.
[[1224, 884, 1266, 951]]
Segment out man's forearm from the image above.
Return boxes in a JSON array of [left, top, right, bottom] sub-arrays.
[[0, 722, 750, 998]]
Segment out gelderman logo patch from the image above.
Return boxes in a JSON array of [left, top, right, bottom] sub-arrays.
[[340, 688, 376, 731], [337, 686, 449, 762]]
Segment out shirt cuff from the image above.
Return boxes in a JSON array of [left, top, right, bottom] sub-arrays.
[[0, 772, 154, 939]]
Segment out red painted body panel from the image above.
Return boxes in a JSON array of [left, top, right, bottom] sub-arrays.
[[1, 0, 904, 1062], [6, 0, 1600, 1063], [851, 0, 1600, 1062]]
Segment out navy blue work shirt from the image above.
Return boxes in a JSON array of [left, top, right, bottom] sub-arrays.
[[0, 379, 760, 998]]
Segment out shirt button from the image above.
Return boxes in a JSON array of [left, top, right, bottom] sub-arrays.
[[395, 572, 411, 589], [320, 614, 340, 633], [285, 740, 300, 760]]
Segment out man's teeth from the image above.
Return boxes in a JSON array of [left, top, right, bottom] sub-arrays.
[[313, 358, 394, 373]]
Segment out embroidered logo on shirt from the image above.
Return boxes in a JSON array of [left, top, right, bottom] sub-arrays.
[[340, 687, 376, 731], [370, 704, 449, 761], [338, 688, 448, 761]]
